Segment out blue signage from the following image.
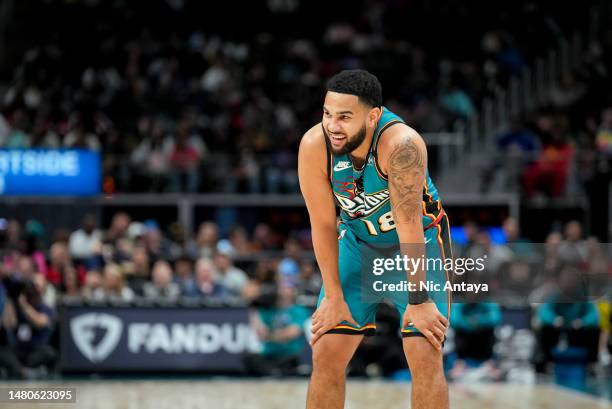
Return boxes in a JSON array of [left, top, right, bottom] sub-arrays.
[[0, 149, 101, 195]]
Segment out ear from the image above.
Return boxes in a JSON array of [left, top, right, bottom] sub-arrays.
[[368, 106, 382, 128]]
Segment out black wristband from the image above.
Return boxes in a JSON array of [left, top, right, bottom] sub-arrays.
[[409, 289, 430, 305]]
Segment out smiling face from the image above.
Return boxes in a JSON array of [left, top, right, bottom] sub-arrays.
[[322, 92, 380, 155]]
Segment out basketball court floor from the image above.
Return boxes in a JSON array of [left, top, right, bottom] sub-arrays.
[[0, 379, 610, 409]]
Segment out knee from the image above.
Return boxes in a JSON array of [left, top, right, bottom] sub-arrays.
[[311, 346, 348, 378], [409, 357, 446, 391], [410, 363, 445, 386], [405, 341, 445, 383]]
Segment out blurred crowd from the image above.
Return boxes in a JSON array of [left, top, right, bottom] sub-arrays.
[[449, 217, 610, 381], [0, 211, 322, 377], [483, 27, 612, 199], [0, 0, 584, 192], [0, 211, 609, 380]]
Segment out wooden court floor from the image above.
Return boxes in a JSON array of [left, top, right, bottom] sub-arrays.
[[0, 379, 610, 409]]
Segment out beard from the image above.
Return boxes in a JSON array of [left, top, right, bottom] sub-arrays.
[[324, 124, 367, 155]]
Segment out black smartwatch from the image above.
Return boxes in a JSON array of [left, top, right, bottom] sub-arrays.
[[409, 289, 430, 305]]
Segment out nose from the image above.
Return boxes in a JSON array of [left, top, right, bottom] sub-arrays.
[[327, 120, 342, 134]]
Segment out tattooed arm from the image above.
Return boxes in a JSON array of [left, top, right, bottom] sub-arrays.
[[379, 125, 448, 350], [385, 131, 428, 301], [386, 132, 427, 242]]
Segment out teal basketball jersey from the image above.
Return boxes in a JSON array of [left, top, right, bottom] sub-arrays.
[[326, 107, 444, 244]]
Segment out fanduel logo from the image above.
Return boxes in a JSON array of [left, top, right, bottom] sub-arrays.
[[127, 323, 260, 354], [71, 314, 261, 362], [335, 190, 390, 218], [71, 313, 123, 363]]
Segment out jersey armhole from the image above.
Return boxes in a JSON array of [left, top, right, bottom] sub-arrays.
[[373, 120, 404, 180]]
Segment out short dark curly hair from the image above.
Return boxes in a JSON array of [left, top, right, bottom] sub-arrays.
[[326, 69, 382, 108]]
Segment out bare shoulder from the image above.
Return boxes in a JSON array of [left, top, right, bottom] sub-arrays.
[[377, 123, 427, 174], [299, 122, 327, 162]]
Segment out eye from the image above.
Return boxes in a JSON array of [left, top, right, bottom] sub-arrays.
[[341, 115, 351, 121]]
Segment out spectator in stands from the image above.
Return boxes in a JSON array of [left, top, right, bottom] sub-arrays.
[[496, 119, 541, 156], [498, 260, 533, 304], [558, 220, 588, 265], [174, 255, 197, 296], [482, 119, 542, 193], [2, 109, 29, 148], [522, 115, 574, 197], [122, 244, 150, 296], [167, 118, 203, 192], [14, 256, 56, 308], [187, 222, 219, 259], [114, 237, 134, 265], [68, 214, 102, 261], [142, 220, 181, 263], [94, 264, 135, 303], [500, 217, 535, 257], [295, 260, 322, 298], [266, 146, 299, 193], [30, 275, 56, 316], [45, 242, 73, 288], [243, 284, 309, 376], [529, 232, 563, 304], [459, 221, 479, 257], [142, 260, 180, 302], [81, 269, 103, 300], [252, 223, 278, 251], [466, 230, 513, 275], [190, 258, 227, 299], [213, 251, 248, 297], [4, 219, 22, 253], [29, 118, 60, 148], [63, 122, 101, 151], [439, 81, 475, 120], [533, 266, 601, 372], [216, 226, 253, 258], [59, 266, 81, 300], [105, 213, 131, 244], [449, 290, 502, 380], [277, 238, 302, 287], [14, 254, 37, 281], [543, 231, 563, 274], [243, 260, 278, 308], [130, 117, 171, 192]]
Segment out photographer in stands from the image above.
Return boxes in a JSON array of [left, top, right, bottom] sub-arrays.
[[0, 276, 56, 377]]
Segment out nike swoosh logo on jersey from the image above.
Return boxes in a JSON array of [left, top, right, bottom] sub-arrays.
[[333, 161, 351, 171]]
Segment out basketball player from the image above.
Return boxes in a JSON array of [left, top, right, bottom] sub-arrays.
[[298, 70, 452, 409]]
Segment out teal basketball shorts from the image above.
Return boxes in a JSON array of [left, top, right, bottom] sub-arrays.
[[317, 214, 452, 338]]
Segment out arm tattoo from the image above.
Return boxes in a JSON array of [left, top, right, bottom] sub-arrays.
[[388, 137, 425, 225]]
